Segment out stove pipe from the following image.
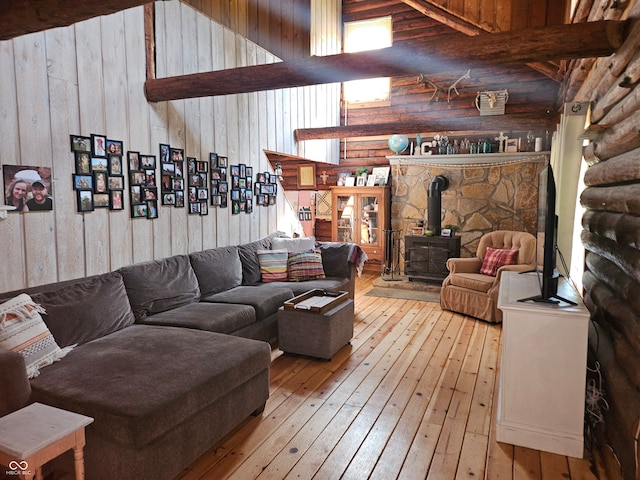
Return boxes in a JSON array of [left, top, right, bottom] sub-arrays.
[[427, 175, 449, 235]]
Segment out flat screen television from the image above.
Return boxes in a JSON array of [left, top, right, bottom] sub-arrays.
[[518, 163, 576, 305]]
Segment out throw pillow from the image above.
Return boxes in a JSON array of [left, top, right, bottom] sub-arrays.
[[271, 236, 316, 253], [257, 249, 288, 282], [0, 293, 73, 378], [288, 249, 326, 282], [480, 247, 519, 277]]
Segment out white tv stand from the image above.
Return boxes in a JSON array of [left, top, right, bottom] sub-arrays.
[[496, 271, 589, 458]]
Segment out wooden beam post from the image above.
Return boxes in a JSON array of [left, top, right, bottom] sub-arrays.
[[144, 20, 627, 102]]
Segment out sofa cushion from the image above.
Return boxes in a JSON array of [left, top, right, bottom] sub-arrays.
[[238, 232, 287, 285], [449, 273, 494, 293], [29, 325, 271, 448], [316, 242, 351, 277], [189, 246, 242, 296], [479, 247, 519, 276], [31, 272, 135, 347], [137, 302, 255, 335], [271, 236, 315, 253], [118, 255, 200, 320], [256, 277, 349, 297], [257, 249, 288, 282], [202, 285, 294, 321], [0, 293, 72, 378], [287, 249, 326, 282]]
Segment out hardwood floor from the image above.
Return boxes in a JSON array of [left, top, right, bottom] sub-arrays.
[[177, 270, 616, 480]]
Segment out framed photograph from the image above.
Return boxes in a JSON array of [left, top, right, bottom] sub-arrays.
[[356, 175, 367, 187], [130, 185, 142, 204], [128, 151, 140, 171], [505, 138, 518, 153], [75, 152, 91, 174], [91, 157, 108, 172], [231, 200, 240, 214], [145, 170, 157, 187], [73, 174, 93, 190], [141, 155, 156, 169], [412, 227, 424, 236], [110, 190, 124, 210], [231, 165, 240, 176], [441, 228, 452, 237], [217, 156, 228, 168], [371, 166, 390, 186], [70, 135, 91, 152], [129, 170, 145, 185], [200, 201, 208, 216], [162, 192, 176, 206], [108, 154, 123, 175], [170, 148, 184, 161], [337, 172, 349, 187], [345, 176, 356, 187], [197, 160, 208, 173], [161, 162, 175, 175], [366, 174, 377, 186], [106, 139, 123, 155], [211, 195, 222, 206], [91, 134, 107, 157], [147, 200, 158, 219], [298, 164, 316, 189], [108, 176, 124, 190], [93, 171, 108, 193], [159, 144, 170, 162], [77, 190, 93, 212], [143, 187, 157, 201], [93, 193, 110, 208], [132, 203, 148, 218], [246, 166, 253, 178], [209, 152, 218, 165], [175, 191, 184, 207], [189, 202, 201, 214]]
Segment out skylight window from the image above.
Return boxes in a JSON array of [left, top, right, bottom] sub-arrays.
[[343, 16, 392, 104]]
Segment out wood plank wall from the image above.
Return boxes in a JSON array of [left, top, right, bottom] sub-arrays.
[[0, 1, 340, 292], [337, 0, 564, 175], [183, 0, 312, 60], [568, 0, 640, 478]]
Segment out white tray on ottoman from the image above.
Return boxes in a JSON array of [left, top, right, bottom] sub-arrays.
[[277, 290, 354, 360]]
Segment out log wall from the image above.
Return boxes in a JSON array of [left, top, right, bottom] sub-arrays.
[[0, 1, 340, 292], [337, 0, 564, 175], [569, 0, 640, 478]]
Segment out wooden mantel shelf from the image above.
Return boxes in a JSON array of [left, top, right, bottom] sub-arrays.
[[387, 151, 550, 165]]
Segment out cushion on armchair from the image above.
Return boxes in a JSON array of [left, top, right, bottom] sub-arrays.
[[479, 247, 519, 276]]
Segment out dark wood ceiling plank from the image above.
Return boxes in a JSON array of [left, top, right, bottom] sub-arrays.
[[144, 20, 626, 101], [0, 0, 150, 41]]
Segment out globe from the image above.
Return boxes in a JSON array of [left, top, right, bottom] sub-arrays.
[[388, 134, 409, 154]]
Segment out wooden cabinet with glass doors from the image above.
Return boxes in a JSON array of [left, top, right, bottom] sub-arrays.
[[331, 186, 391, 263]]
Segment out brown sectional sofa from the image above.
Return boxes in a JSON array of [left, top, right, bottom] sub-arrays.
[[0, 233, 362, 480]]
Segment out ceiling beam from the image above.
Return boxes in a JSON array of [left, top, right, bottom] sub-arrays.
[[145, 20, 626, 102], [294, 113, 558, 141], [0, 0, 151, 41], [400, 0, 561, 80]]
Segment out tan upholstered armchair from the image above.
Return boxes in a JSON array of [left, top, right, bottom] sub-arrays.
[[440, 230, 536, 323]]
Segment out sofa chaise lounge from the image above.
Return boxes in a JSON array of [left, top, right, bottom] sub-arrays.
[[0, 233, 364, 480]]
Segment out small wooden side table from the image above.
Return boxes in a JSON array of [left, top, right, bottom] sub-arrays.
[[0, 403, 94, 480]]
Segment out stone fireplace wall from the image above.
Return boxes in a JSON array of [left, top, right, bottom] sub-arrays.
[[390, 156, 547, 265]]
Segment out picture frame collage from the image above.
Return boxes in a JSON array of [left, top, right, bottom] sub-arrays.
[[70, 134, 125, 212], [229, 163, 253, 215], [253, 171, 278, 208], [159, 145, 186, 211], [209, 153, 228, 210], [186, 154, 209, 215], [128, 150, 158, 219]]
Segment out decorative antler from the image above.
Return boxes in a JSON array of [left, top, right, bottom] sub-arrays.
[[447, 69, 471, 102], [418, 69, 471, 103], [417, 74, 443, 102]]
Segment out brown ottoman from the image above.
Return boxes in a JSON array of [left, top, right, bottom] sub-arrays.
[[277, 293, 354, 360]]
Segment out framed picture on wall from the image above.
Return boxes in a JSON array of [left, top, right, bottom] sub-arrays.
[[91, 134, 107, 157], [77, 190, 94, 212]]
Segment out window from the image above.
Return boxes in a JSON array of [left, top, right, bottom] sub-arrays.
[[343, 16, 392, 104]]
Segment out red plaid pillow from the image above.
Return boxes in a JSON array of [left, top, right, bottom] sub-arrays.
[[480, 247, 519, 276]]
